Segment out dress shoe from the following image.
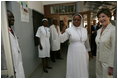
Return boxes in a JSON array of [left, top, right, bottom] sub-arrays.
[[51, 60, 56, 62], [43, 69, 48, 73], [47, 66, 52, 69]]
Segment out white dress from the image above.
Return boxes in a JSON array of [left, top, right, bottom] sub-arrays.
[[60, 26, 90, 78], [9, 28, 25, 78], [50, 24, 60, 51], [36, 26, 50, 58]]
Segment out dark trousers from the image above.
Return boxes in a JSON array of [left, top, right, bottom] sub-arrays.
[[91, 37, 97, 56], [42, 57, 49, 70], [50, 50, 61, 62]]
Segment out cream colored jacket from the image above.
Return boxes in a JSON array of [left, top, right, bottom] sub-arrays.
[[95, 23, 115, 67]]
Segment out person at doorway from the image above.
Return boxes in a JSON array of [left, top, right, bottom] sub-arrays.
[[95, 8, 115, 78], [60, 13, 91, 78], [97, 22, 102, 29], [91, 20, 101, 57], [111, 9, 116, 26], [36, 18, 52, 73], [7, 10, 25, 78], [50, 19, 62, 62]]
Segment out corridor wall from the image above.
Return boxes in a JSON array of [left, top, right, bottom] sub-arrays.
[[6, 2, 39, 77]]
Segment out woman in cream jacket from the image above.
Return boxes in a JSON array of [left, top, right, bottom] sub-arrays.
[[95, 8, 116, 78]]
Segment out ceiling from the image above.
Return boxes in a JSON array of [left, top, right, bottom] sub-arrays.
[[83, 1, 117, 19]]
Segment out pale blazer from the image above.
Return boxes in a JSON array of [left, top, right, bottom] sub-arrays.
[[95, 23, 115, 67]]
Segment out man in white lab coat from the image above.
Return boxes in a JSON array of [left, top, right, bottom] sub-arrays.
[[50, 19, 62, 62], [7, 10, 25, 78]]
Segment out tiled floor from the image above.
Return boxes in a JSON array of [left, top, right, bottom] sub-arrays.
[[89, 56, 96, 78], [30, 46, 96, 78], [30, 51, 67, 78]]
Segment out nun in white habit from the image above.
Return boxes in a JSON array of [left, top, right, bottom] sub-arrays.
[[60, 13, 91, 78]]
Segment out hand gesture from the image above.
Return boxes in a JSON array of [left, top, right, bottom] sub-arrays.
[[40, 45, 43, 50], [108, 67, 113, 75]]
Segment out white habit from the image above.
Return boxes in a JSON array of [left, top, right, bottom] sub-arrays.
[[60, 26, 90, 78]]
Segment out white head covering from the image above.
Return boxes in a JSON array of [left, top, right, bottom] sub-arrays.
[[72, 13, 84, 28], [42, 18, 48, 22]]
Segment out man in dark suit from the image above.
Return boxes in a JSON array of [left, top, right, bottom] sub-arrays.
[[91, 20, 101, 57]]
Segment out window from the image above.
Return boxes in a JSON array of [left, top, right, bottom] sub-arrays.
[[50, 3, 76, 14]]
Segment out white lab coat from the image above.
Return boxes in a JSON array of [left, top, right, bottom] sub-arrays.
[[36, 26, 50, 58], [50, 24, 60, 51], [95, 23, 115, 77], [60, 26, 90, 78], [9, 28, 25, 78]]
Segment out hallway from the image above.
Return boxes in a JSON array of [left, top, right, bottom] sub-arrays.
[[30, 45, 96, 78], [30, 52, 67, 78]]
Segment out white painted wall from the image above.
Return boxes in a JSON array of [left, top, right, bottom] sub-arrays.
[[76, 1, 84, 12], [28, 1, 44, 14]]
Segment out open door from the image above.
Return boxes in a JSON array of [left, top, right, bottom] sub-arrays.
[[79, 11, 91, 35], [1, 1, 15, 78], [32, 10, 44, 46], [79, 11, 91, 43]]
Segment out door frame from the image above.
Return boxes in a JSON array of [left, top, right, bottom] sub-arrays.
[[1, 1, 15, 77]]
